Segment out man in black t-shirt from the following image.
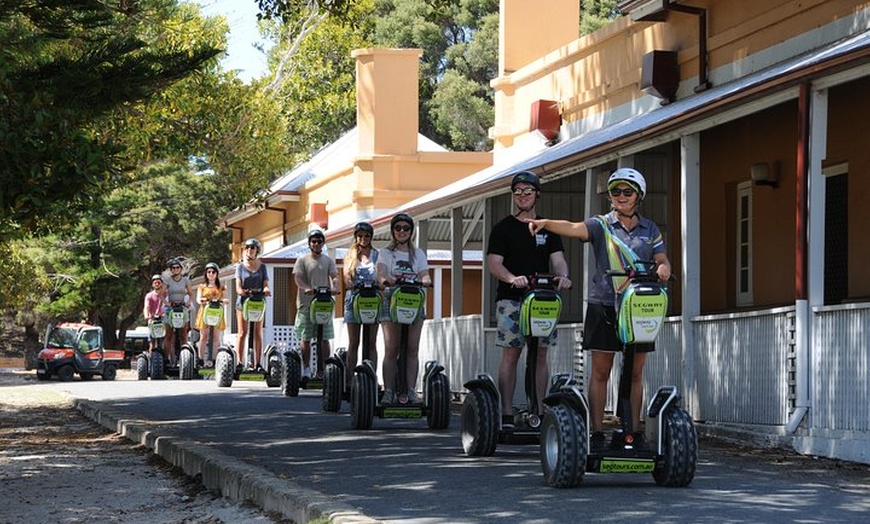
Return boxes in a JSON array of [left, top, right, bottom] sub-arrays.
[[486, 171, 572, 428]]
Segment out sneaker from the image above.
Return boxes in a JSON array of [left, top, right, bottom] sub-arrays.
[[407, 389, 419, 403], [381, 389, 395, 404], [590, 431, 607, 452], [302, 366, 312, 379], [501, 415, 515, 430]]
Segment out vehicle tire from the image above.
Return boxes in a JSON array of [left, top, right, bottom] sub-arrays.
[[150, 351, 165, 380], [350, 372, 375, 430], [101, 365, 117, 381], [80, 372, 94, 381], [540, 404, 587, 488], [57, 364, 75, 382], [265, 354, 281, 388], [281, 352, 300, 397], [179, 348, 195, 380], [322, 362, 342, 412], [652, 407, 698, 487], [215, 351, 234, 387], [36, 370, 50, 381], [460, 387, 498, 456], [427, 373, 451, 430], [136, 355, 149, 381]]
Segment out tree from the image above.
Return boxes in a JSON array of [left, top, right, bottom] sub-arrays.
[[581, 0, 621, 35], [0, 0, 224, 240]]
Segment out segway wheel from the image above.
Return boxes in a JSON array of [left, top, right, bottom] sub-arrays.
[[215, 351, 234, 387], [136, 355, 148, 381], [540, 404, 587, 488], [350, 372, 375, 430], [179, 347, 195, 380], [322, 362, 342, 412], [460, 388, 498, 456], [652, 407, 698, 487], [426, 373, 451, 430], [281, 352, 300, 397], [150, 351, 165, 380], [265, 354, 282, 387]]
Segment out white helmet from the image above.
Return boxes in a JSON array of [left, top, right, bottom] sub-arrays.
[[608, 168, 646, 199]]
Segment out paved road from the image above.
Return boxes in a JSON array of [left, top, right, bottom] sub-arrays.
[[39, 376, 870, 523]]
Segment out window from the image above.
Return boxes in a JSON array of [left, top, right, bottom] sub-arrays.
[[824, 164, 848, 305], [736, 182, 753, 306]]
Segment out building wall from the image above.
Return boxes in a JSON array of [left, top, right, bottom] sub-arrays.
[[491, 0, 863, 159]]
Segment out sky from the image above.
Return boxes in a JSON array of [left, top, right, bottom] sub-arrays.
[[192, 0, 272, 82]]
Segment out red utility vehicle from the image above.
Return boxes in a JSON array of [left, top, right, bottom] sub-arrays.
[[36, 323, 125, 382]]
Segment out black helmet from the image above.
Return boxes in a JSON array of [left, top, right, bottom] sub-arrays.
[[390, 213, 414, 233], [354, 221, 374, 236], [167, 257, 182, 268], [243, 238, 261, 253], [510, 171, 542, 192], [308, 229, 325, 242], [204, 262, 219, 273]]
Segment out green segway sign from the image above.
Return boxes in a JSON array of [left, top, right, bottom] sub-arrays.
[[390, 287, 424, 325], [243, 298, 266, 323], [203, 303, 224, 327], [616, 284, 668, 344], [519, 290, 562, 338], [353, 293, 381, 324], [310, 296, 335, 325]]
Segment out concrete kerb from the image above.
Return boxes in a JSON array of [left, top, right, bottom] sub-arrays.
[[74, 399, 379, 524]]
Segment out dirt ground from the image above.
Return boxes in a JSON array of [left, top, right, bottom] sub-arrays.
[[0, 369, 292, 524]]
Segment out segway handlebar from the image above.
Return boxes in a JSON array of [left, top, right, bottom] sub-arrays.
[[605, 261, 675, 283]]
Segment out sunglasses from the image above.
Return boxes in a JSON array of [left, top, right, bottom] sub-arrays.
[[206, 269, 217, 274], [513, 187, 537, 196], [609, 187, 636, 197], [393, 225, 412, 233], [310, 239, 324, 244], [171, 266, 182, 269], [245, 246, 258, 250]]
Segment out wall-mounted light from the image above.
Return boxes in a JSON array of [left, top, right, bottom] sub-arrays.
[[530, 99, 561, 146], [641, 50, 680, 105], [751, 161, 779, 188]]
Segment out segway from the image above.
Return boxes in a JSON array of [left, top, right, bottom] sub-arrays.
[[195, 299, 225, 379], [165, 302, 197, 380], [216, 289, 278, 387], [281, 286, 336, 397], [137, 318, 166, 380], [323, 281, 380, 412], [461, 274, 573, 456], [350, 278, 451, 430], [539, 262, 697, 487]]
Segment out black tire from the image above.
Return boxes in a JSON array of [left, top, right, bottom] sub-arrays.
[[460, 388, 498, 456], [136, 355, 148, 381], [281, 352, 301, 397], [540, 404, 587, 488], [322, 362, 342, 412], [427, 373, 451, 430], [215, 351, 234, 387], [179, 348, 195, 380], [36, 370, 50, 381], [57, 365, 75, 382], [80, 372, 94, 381], [101, 365, 117, 381], [150, 351, 165, 380], [653, 407, 698, 487], [265, 355, 282, 387], [350, 372, 375, 430]]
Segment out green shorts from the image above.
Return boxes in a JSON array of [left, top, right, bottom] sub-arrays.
[[294, 304, 335, 341]]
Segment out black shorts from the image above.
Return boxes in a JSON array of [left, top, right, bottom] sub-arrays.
[[582, 303, 655, 353]]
